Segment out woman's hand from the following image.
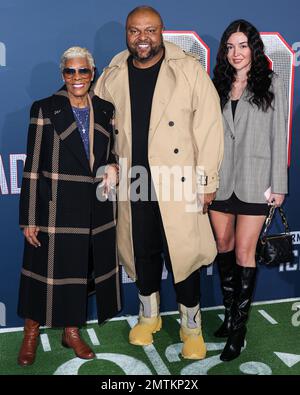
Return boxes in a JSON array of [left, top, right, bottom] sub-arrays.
[[267, 193, 285, 207], [198, 192, 216, 214], [103, 164, 119, 197], [24, 226, 41, 247]]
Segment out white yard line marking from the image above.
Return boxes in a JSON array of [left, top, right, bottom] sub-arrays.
[[40, 333, 51, 352], [0, 327, 24, 334], [251, 297, 300, 307], [218, 314, 225, 322], [126, 317, 170, 375], [68, 297, 300, 322], [1, 297, 299, 334], [258, 310, 278, 324], [86, 328, 100, 346]]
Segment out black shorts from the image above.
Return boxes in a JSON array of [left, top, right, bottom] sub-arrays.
[[209, 192, 269, 216]]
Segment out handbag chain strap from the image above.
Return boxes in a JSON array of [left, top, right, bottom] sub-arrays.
[[262, 206, 290, 236]]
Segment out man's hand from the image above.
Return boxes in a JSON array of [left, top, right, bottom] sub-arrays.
[[198, 192, 216, 214], [24, 226, 41, 247]]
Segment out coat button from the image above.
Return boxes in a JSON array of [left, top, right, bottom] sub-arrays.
[[174, 148, 179, 154], [169, 121, 174, 127], [181, 177, 185, 182], [115, 129, 119, 135]]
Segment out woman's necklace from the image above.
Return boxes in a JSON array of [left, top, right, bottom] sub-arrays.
[[231, 79, 247, 100], [72, 107, 89, 134]]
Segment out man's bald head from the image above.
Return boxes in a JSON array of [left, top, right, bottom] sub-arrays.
[[126, 6, 164, 29]]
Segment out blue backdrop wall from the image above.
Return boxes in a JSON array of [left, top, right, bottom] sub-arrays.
[[0, 0, 299, 328]]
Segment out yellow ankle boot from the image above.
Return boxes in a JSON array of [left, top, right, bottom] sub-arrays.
[[129, 292, 161, 346], [179, 304, 206, 360], [129, 316, 162, 346], [180, 326, 206, 359]]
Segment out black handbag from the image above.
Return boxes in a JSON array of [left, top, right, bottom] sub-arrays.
[[256, 205, 294, 266]]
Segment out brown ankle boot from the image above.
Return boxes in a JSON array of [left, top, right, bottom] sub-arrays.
[[18, 319, 40, 366], [62, 327, 95, 359]]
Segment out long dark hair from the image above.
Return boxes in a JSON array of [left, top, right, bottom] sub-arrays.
[[213, 19, 274, 111]]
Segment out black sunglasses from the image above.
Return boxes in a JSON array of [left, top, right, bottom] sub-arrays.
[[63, 67, 92, 77]]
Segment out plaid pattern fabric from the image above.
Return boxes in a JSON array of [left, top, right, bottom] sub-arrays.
[[18, 87, 121, 327]]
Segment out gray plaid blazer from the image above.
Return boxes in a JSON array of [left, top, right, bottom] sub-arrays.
[[215, 74, 288, 204]]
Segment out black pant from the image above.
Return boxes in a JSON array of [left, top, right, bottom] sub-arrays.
[[135, 253, 200, 307], [133, 201, 200, 308]]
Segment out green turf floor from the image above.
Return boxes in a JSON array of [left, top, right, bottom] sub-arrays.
[[1, 299, 300, 375]]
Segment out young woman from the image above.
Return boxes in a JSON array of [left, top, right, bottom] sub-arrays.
[[210, 20, 288, 361]]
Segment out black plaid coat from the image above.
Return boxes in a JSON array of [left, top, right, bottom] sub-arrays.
[[18, 87, 121, 327]]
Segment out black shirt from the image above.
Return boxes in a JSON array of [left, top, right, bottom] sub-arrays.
[[231, 99, 238, 119], [127, 55, 165, 258], [128, 55, 163, 171]]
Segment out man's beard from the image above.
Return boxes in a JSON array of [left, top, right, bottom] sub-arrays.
[[127, 37, 164, 63]]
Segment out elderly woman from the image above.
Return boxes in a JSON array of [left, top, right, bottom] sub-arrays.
[[17, 47, 121, 366]]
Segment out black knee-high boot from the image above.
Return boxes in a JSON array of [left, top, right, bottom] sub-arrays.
[[214, 250, 236, 338], [220, 266, 257, 362]]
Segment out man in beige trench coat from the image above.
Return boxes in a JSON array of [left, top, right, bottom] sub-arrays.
[[94, 6, 224, 360]]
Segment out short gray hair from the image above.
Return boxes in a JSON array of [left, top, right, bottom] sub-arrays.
[[60, 46, 95, 72]]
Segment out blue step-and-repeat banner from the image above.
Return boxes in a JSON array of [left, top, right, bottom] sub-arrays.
[[0, 0, 299, 328]]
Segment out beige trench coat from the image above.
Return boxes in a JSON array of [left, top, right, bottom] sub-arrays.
[[94, 41, 224, 283]]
